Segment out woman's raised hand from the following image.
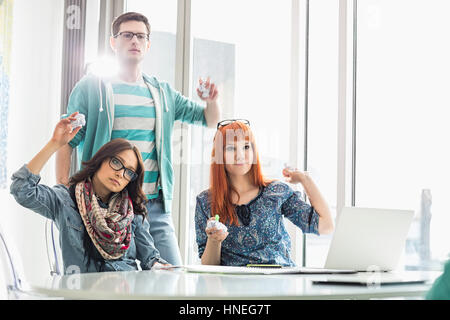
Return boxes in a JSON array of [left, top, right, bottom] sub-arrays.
[[27, 112, 82, 176], [50, 112, 82, 148], [282, 167, 309, 185]]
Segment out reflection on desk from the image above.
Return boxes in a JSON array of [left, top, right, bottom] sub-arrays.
[[30, 269, 442, 300]]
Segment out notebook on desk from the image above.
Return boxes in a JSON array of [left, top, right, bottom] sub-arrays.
[[183, 265, 357, 275]]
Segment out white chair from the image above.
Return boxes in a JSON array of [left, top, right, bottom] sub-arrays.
[[0, 222, 61, 299], [0, 224, 26, 299]]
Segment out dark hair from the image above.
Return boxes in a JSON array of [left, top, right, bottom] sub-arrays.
[[111, 11, 151, 37], [69, 138, 148, 218]]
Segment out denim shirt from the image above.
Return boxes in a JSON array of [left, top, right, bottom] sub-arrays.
[[195, 181, 320, 267], [10, 165, 167, 274]]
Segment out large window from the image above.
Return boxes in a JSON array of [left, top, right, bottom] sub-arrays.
[[356, 0, 450, 268], [187, 0, 294, 264], [125, 0, 449, 269], [126, 0, 178, 86]]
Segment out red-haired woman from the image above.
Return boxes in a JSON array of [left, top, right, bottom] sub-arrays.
[[195, 120, 334, 266]]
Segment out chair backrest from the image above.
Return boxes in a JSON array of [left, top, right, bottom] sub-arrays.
[[45, 220, 62, 275], [0, 222, 64, 300], [0, 223, 27, 298]]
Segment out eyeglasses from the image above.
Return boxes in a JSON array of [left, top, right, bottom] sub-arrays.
[[114, 31, 149, 42], [109, 157, 138, 182], [217, 119, 250, 129]]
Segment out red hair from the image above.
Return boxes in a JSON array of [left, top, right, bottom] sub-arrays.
[[209, 121, 271, 226]]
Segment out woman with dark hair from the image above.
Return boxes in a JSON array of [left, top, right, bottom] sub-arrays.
[[10, 112, 169, 273], [195, 120, 334, 266]]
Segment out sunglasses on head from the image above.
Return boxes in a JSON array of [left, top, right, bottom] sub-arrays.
[[217, 119, 250, 129]]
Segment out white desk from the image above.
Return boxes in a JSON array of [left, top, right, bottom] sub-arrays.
[[29, 269, 441, 300]]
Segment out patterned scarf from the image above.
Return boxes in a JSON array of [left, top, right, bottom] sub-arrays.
[[75, 179, 134, 260]]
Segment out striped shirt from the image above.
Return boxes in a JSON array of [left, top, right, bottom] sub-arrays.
[[110, 75, 160, 199]]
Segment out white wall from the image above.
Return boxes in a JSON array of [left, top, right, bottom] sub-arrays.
[[0, 0, 64, 285]]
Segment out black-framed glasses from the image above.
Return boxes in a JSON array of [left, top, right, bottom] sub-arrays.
[[217, 119, 250, 129], [114, 31, 149, 42], [109, 157, 138, 182]]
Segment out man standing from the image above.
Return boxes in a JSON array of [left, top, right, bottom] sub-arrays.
[[56, 12, 220, 265]]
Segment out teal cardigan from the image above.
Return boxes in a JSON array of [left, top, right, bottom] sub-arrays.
[[426, 260, 450, 300], [66, 73, 208, 213]]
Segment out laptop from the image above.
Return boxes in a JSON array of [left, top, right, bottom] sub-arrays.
[[323, 207, 414, 272]]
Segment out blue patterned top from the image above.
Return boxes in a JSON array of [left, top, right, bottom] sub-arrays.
[[195, 181, 320, 267]]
